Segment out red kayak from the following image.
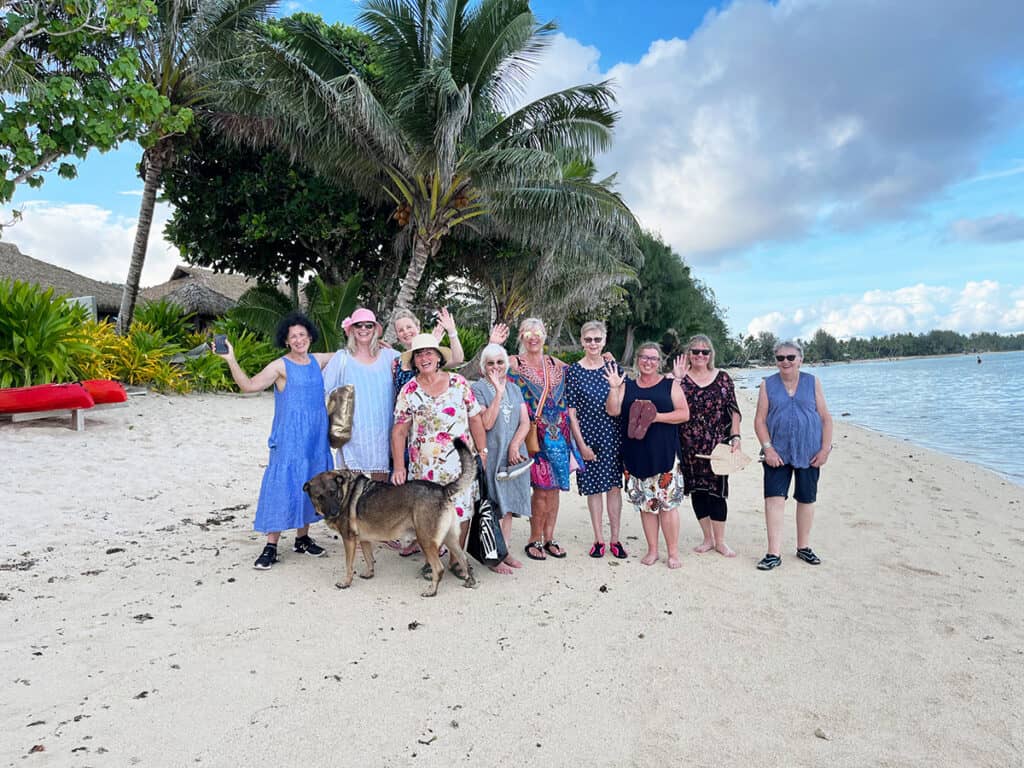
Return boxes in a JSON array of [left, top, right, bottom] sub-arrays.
[[81, 379, 128, 405], [0, 383, 96, 414]]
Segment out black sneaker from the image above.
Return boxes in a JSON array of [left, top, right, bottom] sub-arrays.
[[254, 544, 278, 570], [756, 553, 782, 571], [294, 535, 325, 557], [796, 547, 821, 565]]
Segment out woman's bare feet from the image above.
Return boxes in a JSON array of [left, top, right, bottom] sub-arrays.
[[715, 543, 737, 558], [489, 561, 514, 575], [503, 555, 523, 568], [693, 540, 715, 553], [641, 551, 659, 566], [667, 556, 682, 569]]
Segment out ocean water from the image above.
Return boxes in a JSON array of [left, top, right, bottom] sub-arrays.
[[732, 350, 1024, 486]]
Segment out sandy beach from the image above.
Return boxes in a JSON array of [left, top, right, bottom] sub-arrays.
[[1, 388, 1022, 767]]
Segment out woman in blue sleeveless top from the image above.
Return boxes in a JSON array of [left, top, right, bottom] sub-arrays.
[[217, 313, 334, 570], [753, 340, 834, 571], [606, 342, 690, 569]]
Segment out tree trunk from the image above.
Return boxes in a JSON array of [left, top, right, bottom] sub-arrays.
[[384, 229, 440, 342], [622, 324, 636, 363], [117, 150, 165, 335]]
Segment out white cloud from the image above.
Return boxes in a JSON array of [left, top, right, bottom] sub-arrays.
[[1, 201, 181, 287], [746, 280, 1024, 339], [515, 0, 1024, 262]]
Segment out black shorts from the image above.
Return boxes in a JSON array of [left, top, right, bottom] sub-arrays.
[[762, 463, 820, 504]]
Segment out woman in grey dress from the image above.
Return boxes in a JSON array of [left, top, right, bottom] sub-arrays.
[[471, 343, 532, 574]]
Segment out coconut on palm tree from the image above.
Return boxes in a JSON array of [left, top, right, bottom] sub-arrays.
[[213, 0, 640, 336]]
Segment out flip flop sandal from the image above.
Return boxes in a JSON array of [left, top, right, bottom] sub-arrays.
[[589, 542, 605, 558], [544, 541, 567, 558], [608, 541, 628, 559], [525, 541, 546, 561], [796, 547, 821, 565]]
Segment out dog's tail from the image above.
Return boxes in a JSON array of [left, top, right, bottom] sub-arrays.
[[443, 439, 477, 501]]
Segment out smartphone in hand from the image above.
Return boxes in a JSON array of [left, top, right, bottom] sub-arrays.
[[213, 334, 228, 354]]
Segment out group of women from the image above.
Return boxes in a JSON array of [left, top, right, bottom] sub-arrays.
[[217, 309, 833, 575]]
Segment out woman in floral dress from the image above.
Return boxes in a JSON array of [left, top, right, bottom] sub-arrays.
[[391, 334, 487, 548], [673, 334, 742, 557]]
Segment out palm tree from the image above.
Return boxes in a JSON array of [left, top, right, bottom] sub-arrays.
[[214, 1, 640, 337], [116, 0, 277, 335]]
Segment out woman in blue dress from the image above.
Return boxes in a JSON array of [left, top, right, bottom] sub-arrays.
[[217, 313, 334, 570], [566, 320, 626, 559]]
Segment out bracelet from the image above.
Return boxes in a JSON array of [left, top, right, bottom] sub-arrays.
[[761, 440, 773, 449], [479, 448, 488, 454], [450, 330, 459, 339], [727, 434, 741, 442]]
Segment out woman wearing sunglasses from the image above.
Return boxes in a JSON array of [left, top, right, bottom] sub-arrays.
[[672, 334, 742, 557], [321, 308, 401, 481], [753, 340, 834, 571], [566, 320, 626, 559], [509, 317, 575, 561]]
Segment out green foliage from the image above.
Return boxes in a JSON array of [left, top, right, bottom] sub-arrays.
[[134, 298, 195, 345], [182, 352, 232, 392], [606, 232, 730, 360], [212, 2, 640, 320], [0, 278, 97, 387], [229, 273, 363, 353], [449, 326, 488, 363], [0, 0, 172, 204]]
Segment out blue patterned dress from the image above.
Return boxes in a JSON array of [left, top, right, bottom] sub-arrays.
[[253, 357, 333, 533]]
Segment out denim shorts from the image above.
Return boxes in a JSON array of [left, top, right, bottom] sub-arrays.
[[762, 463, 820, 504]]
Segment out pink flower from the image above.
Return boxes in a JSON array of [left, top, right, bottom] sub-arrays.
[[435, 431, 452, 444], [442, 407, 456, 416], [426, 470, 434, 480], [455, 505, 466, 518]]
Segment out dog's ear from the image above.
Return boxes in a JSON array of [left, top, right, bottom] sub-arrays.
[[303, 480, 310, 492]]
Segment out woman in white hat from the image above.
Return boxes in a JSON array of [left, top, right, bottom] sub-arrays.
[[321, 307, 400, 481], [391, 334, 488, 550]]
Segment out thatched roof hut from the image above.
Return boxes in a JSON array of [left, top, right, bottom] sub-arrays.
[[140, 264, 255, 323], [0, 241, 124, 318]]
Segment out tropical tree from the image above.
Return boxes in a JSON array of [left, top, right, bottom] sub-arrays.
[[114, 0, 277, 335], [214, 1, 640, 337], [162, 125, 396, 303], [0, 0, 170, 206], [229, 272, 363, 353]]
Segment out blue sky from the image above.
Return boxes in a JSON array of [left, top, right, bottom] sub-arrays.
[[5, 0, 1024, 339]]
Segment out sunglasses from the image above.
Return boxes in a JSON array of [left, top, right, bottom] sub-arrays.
[[352, 321, 376, 330], [637, 354, 660, 362], [689, 349, 711, 356], [522, 331, 544, 339], [775, 354, 798, 362], [582, 336, 604, 344]]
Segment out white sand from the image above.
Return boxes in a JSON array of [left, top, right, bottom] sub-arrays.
[[1, 390, 1022, 767]]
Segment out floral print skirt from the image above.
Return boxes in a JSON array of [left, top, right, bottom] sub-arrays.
[[624, 468, 686, 514]]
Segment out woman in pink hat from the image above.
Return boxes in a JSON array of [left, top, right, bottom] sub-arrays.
[[321, 307, 401, 481]]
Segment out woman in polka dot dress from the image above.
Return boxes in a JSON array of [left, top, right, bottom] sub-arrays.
[[567, 320, 627, 559]]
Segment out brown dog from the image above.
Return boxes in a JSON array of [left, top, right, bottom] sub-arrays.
[[303, 440, 476, 597]]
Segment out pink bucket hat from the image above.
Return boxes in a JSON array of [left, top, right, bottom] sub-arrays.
[[341, 307, 383, 336]]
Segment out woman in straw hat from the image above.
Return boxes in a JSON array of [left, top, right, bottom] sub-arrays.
[[321, 307, 400, 481], [392, 334, 488, 549], [672, 334, 742, 557]]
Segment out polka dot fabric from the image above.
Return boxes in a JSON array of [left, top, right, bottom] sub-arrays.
[[566, 363, 623, 495]]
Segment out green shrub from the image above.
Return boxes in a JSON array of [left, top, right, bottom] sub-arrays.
[[134, 299, 195, 345], [449, 326, 489, 362], [182, 352, 232, 392], [0, 279, 97, 387]]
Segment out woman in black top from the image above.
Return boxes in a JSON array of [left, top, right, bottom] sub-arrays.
[[605, 343, 690, 568]]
